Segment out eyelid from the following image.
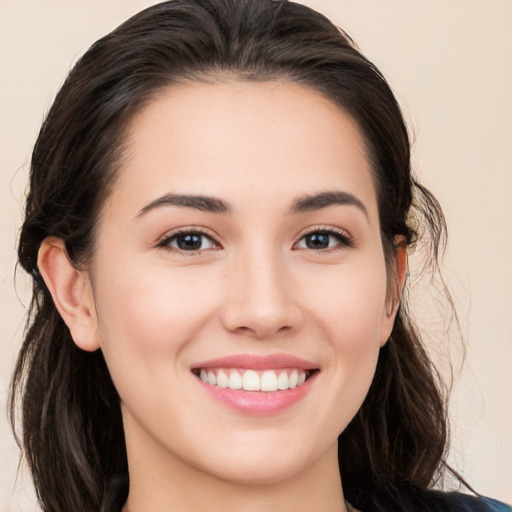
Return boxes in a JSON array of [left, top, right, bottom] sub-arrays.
[[154, 225, 353, 254], [156, 226, 222, 253], [293, 225, 354, 250]]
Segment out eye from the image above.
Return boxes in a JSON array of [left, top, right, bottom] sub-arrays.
[[295, 229, 353, 251], [159, 230, 219, 252]]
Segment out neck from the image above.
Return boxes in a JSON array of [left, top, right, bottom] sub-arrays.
[[122, 419, 346, 512]]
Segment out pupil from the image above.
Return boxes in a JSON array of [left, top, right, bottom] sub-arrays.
[[306, 233, 329, 249], [177, 234, 202, 250]]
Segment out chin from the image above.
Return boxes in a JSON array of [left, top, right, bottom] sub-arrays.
[[204, 457, 309, 487], [191, 435, 334, 487]]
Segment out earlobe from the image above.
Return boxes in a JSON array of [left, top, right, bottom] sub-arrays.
[[37, 237, 100, 352], [380, 236, 408, 346]]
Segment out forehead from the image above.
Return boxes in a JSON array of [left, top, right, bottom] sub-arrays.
[[110, 80, 377, 217]]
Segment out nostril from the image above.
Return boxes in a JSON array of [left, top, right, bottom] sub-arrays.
[[233, 326, 254, 335], [232, 324, 294, 338], [220, 293, 304, 338]]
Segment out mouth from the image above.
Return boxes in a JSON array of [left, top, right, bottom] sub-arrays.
[[191, 354, 319, 415], [192, 367, 317, 392]]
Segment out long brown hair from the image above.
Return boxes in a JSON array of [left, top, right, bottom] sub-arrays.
[[11, 1, 453, 510]]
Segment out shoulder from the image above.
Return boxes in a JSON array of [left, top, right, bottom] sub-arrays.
[[477, 497, 512, 512], [413, 489, 512, 512], [361, 488, 512, 512]]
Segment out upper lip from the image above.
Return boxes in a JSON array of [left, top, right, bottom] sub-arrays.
[[191, 353, 319, 371]]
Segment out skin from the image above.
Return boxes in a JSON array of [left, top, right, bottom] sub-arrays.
[[38, 81, 406, 512]]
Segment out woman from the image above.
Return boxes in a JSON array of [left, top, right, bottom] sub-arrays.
[[9, 1, 511, 511]]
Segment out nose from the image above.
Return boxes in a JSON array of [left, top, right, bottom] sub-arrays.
[[220, 250, 303, 339]]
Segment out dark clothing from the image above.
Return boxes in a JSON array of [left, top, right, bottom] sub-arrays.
[[415, 491, 511, 511], [103, 477, 511, 512]]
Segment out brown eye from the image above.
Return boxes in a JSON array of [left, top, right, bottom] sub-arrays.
[[162, 231, 217, 251], [303, 232, 331, 249], [295, 229, 353, 251]]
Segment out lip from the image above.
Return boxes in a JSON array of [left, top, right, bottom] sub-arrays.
[[191, 353, 318, 371], [191, 353, 319, 415]]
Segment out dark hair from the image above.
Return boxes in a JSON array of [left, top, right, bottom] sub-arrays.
[[11, 1, 454, 510]]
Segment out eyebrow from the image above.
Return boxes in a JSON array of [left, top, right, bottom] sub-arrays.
[[136, 190, 368, 219], [136, 194, 232, 217], [289, 191, 368, 218]]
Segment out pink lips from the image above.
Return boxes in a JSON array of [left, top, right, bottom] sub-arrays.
[[192, 353, 319, 415], [192, 353, 318, 371]]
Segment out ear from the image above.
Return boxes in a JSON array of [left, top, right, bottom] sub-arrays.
[[37, 237, 100, 352], [380, 235, 408, 346]]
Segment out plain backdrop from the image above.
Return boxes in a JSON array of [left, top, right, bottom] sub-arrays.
[[1, 1, 511, 509]]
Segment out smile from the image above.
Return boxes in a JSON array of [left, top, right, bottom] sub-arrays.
[[195, 368, 312, 391], [191, 354, 319, 415]]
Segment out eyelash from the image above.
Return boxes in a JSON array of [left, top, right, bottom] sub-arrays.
[[157, 226, 354, 255], [157, 228, 221, 255], [294, 226, 354, 252]]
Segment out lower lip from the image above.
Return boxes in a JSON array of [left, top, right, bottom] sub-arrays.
[[196, 373, 317, 415]]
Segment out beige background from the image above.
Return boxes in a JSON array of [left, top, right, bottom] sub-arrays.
[[1, 0, 511, 509]]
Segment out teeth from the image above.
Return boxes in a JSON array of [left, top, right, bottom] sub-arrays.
[[289, 370, 298, 389], [261, 370, 278, 392], [198, 368, 311, 392], [207, 370, 217, 386], [216, 370, 229, 388], [228, 370, 242, 389], [277, 371, 289, 390], [243, 370, 260, 391]]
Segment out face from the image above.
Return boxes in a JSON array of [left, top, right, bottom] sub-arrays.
[[85, 81, 398, 486]]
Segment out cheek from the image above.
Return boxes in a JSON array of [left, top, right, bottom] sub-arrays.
[[303, 257, 388, 346], [92, 261, 220, 379], [299, 256, 387, 408]]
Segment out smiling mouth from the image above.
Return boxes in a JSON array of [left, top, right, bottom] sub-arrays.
[[192, 368, 318, 392]]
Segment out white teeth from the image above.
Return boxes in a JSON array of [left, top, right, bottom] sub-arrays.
[[277, 371, 289, 390], [289, 370, 298, 389], [207, 370, 217, 386], [228, 370, 242, 389], [216, 370, 229, 388], [198, 368, 311, 392], [260, 370, 278, 392], [242, 370, 260, 391]]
